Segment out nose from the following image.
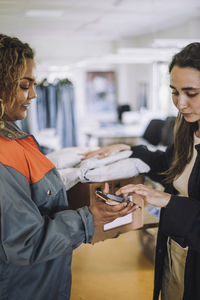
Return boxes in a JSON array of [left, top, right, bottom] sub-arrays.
[[28, 86, 37, 100], [176, 94, 188, 111]]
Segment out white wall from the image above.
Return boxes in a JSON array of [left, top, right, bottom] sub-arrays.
[[116, 64, 152, 110], [132, 18, 200, 46], [46, 17, 200, 146], [115, 17, 200, 113]]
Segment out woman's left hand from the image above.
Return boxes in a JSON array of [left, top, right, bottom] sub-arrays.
[[115, 184, 171, 208]]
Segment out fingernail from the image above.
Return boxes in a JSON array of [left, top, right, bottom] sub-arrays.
[[136, 205, 141, 209]]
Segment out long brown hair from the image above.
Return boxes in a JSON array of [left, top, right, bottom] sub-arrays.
[[0, 34, 34, 124], [164, 43, 200, 183]]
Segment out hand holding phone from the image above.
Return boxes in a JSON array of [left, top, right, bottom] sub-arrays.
[[95, 190, 130, 206]]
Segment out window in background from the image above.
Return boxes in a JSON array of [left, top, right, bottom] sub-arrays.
[[138, 81, 148, 110], [86, 71, 117, 117], [156, 62, 177, 116]]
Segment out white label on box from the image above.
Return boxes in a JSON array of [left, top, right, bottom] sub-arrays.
[[103, 213, 133, 231]]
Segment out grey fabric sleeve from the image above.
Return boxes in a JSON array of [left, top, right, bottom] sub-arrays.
[[0, 163, 94, 266]]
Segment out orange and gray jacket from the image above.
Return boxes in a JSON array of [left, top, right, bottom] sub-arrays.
[[0, 122, 94, 300]]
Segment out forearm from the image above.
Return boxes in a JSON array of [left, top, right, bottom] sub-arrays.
[[130, 144, 173, 183], [1, 206, 94, 266]]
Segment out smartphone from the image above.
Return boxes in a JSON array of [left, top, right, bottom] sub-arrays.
[[95, 190, 130, 205]]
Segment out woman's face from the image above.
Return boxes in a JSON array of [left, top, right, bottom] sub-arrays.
[[5, 58, 37, 121], [170, 65, 200, 123]]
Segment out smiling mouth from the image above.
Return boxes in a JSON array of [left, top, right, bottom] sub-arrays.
[[21, 105, 30, 111], [21, 104, 30, 108]]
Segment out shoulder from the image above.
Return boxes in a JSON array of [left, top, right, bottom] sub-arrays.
[[0, 136, 31, 181]]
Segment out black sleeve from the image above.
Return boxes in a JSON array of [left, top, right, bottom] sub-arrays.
[[130, 144, 174, 184]]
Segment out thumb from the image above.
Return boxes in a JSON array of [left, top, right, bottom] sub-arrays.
[[103, 182, 109, 194]]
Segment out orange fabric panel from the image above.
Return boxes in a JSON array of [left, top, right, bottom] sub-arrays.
[[0, 136, 55, 184]]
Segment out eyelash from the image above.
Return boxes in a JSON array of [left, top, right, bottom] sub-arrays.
[[172, 92, 198, 98], [187, 93, 198, 98], [20, 86, 29, 90]]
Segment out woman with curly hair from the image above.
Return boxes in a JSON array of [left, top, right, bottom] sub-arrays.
[[0, 34, 135, 300]]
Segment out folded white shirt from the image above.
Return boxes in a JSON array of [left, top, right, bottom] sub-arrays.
[[79, 150, 133, 170], [57, 168, 80, 191], [46, 147, 94, 169], [49, 147, 150, 189], [79, 157, 150, 182]]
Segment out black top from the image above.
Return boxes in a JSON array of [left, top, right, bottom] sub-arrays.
[[131, 144, 200, 300]]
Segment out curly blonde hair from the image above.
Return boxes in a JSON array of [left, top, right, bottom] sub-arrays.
[[0, 34, 34, 123]]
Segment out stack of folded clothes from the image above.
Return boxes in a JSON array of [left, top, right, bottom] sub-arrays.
[[46, 147, 150, 190]]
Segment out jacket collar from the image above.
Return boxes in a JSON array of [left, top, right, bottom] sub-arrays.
[[0, 121, 27, 140]]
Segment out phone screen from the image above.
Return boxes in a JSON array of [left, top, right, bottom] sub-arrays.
[[95, 191, 126, 205], [106, 193, 124, 203]]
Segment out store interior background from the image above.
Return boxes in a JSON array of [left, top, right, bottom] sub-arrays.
[[1, 1, 200, 299], [2, 0, 200, 151]]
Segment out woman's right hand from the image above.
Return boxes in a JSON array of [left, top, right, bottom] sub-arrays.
[[115, 184, 171, 208], [80, 144, 131, 160]]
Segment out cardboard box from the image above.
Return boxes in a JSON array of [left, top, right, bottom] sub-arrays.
[[67, 176, 145, 243]]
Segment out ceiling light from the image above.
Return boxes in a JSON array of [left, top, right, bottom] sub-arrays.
[[153, 39, 200, 48], [25, 9, 64, 18]]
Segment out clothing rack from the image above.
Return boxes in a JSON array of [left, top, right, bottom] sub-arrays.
[[18, 78, 77, 153]]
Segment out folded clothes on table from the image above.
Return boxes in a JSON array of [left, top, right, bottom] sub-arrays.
[[46, 146, 94, 169], [47, 147, 150, 190], [79, 150, 133, 170], [57, 168, 80, 191], [79, 158, 150, 183]]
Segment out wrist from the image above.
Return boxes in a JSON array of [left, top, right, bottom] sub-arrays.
[[118, 144, 131, 151], [88, 204, 94, 215], [163, 194, 171, 207]]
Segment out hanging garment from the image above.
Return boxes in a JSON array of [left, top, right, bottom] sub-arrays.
[[46, 84, 57, 128], [36, 83, 48, 130], [56, 83, 77, 147]]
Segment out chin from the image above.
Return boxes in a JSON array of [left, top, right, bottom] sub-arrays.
[[18, 113, 27, 120], [183, 115, 197, 122]]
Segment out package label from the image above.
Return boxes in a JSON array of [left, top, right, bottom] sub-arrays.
[[104, 213, 133, 231]]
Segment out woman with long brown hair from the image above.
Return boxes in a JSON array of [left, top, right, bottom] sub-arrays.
[[82, 42, 200, 299]]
